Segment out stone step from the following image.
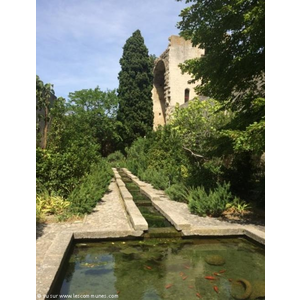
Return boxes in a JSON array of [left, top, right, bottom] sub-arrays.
[[123, 200, 148, 231], [152, 201, 191, 231]]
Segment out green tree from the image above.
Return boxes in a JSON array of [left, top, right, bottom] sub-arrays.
[[36, 96, 101, 197], [36, 81, 103, 197], [68, 87, 120, 156], [176, 0, 265, 153], [170, 99, 232, 188], [176, 0, 265, 101], [36, 75, 55, 149], [170, 99, 232, 158], [117, 30, 154, 149], [176, 1, 265, 204], [149, 54, 157, 67]]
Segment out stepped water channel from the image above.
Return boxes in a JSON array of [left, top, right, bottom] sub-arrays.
[[117, 169, 181, 238]]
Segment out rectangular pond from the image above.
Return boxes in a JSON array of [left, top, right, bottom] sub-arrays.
[[52, 237, 265, 300]]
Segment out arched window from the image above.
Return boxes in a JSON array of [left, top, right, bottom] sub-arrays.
[[184, 89, 190, 103]]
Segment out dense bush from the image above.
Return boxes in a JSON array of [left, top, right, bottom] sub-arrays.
[[165, 183, 189, 202], [139, 168, 170, 190], [107, 151, 127, 168], [36, 146, 100, 198], [126, 137, 150, 176], [126, 126, 189, 186], [68, 159, 113, 214], [187, 182, 232, 217]]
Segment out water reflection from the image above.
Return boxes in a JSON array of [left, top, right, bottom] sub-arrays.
[[58, 237, 265, 300]]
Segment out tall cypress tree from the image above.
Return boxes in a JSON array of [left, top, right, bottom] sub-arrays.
[[117, 30, 154, 149]]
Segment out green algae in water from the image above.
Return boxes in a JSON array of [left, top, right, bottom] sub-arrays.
[[138, 206, 172, 228], [117, 171, 173, 228], [56, 237, 264, 300]]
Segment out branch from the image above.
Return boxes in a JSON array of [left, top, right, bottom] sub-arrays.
[[183, 146, 205, 159]]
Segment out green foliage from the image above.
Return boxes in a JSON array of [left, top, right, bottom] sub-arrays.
[[36, 80, 118, 204], [140, 168, 170, 190], [175, 1, 265, 206], [36, 187, 71, 223], [170, 99, 232, 188], [165, 183, 189, 202], [126, 126, 189, 187], [107, 151, 127, 168], [187, 186, 207, 215], [36, 75, 55, 149], [36, 142, 100, 198], [117, 30, 154, 149], [170, 98, 232, 157], [68, 87, 121, 156], [36, 196, 45, 223], [68, 160, 113, 215], [149, 54, 157, 66], [168, 95, 264, 204], [147, 127, 190, 184], [222, 97, 265, 155], [36, 194, 70, 215], [225, 197, 252, 216], [126, 137, 149, 176], [177, 0, 265, 101], [125, 96, 264, 206], [187, 182, 232, 217]]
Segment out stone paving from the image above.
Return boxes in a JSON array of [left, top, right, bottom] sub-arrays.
[[154, 195, 265, 231], [36, 179, 140, 300], [36, 172, 265, 299], [36, 179, 137, 265]]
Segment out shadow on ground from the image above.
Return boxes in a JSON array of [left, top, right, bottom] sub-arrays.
[[36, 222, 48, 239], [219, 209, 265, 228]]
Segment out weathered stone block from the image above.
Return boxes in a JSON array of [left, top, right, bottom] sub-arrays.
[[116, 178, 125, 187], [123, 200, 148, 231], [152, 201, 191, 230], [119, 186, 133, 200], [140, 187, 161, 201]]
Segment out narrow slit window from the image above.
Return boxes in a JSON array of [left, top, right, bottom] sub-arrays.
[[184, 89, 190, 103]]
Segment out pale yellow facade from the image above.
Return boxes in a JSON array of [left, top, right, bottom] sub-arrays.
[[152, 35, 205, 128]]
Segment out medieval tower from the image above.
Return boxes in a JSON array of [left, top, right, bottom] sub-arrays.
[[152, 35, 205, 128]]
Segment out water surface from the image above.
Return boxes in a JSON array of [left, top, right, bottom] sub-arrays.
[[57, 237, 265, 300]]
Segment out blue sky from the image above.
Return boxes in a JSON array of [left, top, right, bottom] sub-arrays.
[[36, 0, 188, 100]]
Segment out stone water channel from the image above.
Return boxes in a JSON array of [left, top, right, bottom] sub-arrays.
[[117, 169, 181, 238], [37, 169, 265, 300]]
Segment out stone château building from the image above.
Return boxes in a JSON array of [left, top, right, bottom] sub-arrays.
[[152, 35, 205, 128]]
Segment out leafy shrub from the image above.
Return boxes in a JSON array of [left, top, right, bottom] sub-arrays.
[[68, 159, 113, 214], [225, 197, 252, 216], [187, 186, 208, 216], [126, 126, 189, 189], [126, 137, 149, 175], [36, 196, 45, 223], [41, 196, 70, 215], [187, 182, 232, 217], [36, 146, 100, 198], [107, 151, 127, 168], [165, 183, 189, 202], [139, 168, 170, 190], [36, 189, 70, 223]]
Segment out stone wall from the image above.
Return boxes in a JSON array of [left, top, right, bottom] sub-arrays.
[[152, 35, 205, 128]]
